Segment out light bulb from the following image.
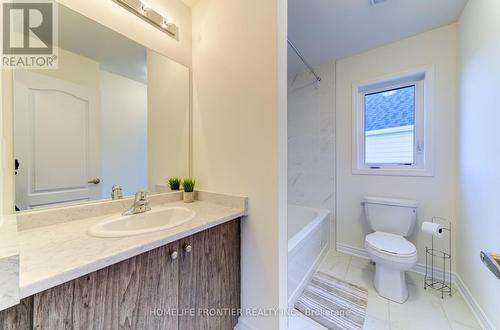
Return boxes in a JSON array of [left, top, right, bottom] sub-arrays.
[[139, 2, 150, 15], [162, 17, 172, 28]]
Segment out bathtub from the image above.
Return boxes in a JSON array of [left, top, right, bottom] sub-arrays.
[[287, 205, 330, 306]]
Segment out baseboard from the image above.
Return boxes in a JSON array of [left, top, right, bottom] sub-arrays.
[[454, 274, 495, 330], [336, 242, 491, 329], [336, 242, 457, 282], [410, 262, 457, 283], [288, 242, 330, 307], [336, 242, 370, 259]]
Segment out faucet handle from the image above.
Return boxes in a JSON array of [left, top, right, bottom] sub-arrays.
[[111, 185, 123, 200], [135, 191, 148, 201]]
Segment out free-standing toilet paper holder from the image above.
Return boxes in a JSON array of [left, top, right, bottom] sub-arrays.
[[424, 217, 452, 298]]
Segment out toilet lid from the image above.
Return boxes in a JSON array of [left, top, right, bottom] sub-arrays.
[[366, 232, 417, 256]]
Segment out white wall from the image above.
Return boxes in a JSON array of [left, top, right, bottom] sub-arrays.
[[147, 50, 190, 190], [336, 24, 458, 268], [0, 71, 3, 216], [1, 70, 13, 215], [192, 0, 283, 329], [457, 1, 500, 327], [288, 61, 335, 245], [30, 48, 101, 88], [100, 70, 148, 198]]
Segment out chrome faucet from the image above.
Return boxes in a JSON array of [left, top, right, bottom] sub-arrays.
[[123, 191, 151, 216]]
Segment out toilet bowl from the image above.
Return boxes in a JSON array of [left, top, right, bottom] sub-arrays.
[[365, 231, 417, 303], [363, 197, 418, 304]]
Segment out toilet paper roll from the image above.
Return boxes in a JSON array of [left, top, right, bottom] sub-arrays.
[[421, 221, 445, 239]]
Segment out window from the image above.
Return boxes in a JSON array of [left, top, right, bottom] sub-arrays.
[[364, 85, 416, 165], [352, 69, 433, 176]]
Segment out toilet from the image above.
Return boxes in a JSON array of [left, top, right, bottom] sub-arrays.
[[363, 196, 418, 304]]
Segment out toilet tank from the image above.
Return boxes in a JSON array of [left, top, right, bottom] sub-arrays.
[[363, 197, 417, 236]]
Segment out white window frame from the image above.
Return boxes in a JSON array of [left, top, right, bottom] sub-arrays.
[[352, 67, 434, 177]]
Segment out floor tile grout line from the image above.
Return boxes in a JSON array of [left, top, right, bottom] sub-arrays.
[[437, 297, 454, 330], [438, 295, 480, 330], [343, 255, 352, 280]]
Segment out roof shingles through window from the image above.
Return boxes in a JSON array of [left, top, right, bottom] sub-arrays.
[[365, 86, 415, 131]]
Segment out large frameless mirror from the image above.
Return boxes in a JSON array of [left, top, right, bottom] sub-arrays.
[[11, 4, 189, 211]]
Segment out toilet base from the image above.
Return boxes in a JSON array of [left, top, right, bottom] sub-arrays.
[[374, 264, 409, 304]]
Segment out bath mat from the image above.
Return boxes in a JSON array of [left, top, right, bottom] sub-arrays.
[[294, 272, 368, 330]]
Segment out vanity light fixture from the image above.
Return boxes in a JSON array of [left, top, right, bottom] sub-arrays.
[[112, 0, 178, 38]]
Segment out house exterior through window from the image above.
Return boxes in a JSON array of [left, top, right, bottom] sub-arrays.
[[352, 68, 433, 176]]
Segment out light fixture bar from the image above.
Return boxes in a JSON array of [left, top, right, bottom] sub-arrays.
[[112, 0, 178, 38]]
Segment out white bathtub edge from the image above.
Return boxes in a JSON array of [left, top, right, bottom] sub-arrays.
[[288, 240, 330, 307], [288, 208, 330, 252]]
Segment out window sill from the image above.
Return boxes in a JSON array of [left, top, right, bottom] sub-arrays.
[[352, 167, 434, 177]]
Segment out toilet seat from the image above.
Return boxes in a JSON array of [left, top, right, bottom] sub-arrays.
[[366, 232, 417, 257]]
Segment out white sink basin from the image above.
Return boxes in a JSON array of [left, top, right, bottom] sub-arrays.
[[88, 206, 196, 238]]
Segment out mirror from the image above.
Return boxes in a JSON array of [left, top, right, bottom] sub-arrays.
[[12, 4, 189, 211]]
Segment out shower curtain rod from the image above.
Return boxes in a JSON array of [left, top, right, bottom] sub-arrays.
[[287, 38, 322, 83]]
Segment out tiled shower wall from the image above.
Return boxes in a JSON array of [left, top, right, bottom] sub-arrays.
[[287, 61, 336, 244]]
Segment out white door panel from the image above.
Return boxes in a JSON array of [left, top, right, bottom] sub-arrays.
[[33, 90, 89, 191], [14, 71, 101, 210]]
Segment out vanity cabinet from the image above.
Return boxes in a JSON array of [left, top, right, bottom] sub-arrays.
[[178, 218, 240, 329], [0, 219, 240, 330], [33, 240, 180, 329]]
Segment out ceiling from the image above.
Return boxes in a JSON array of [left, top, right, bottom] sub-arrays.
[[288, 0, 468, 73], [59, 5, 147, 83], [180, 0, 199, 8]]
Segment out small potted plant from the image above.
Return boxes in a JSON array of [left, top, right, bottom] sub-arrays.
[[168, 177, 181, 191], [182, 178, 196, 203]]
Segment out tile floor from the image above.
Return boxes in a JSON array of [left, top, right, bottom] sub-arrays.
[[289, 251, 481, 330]]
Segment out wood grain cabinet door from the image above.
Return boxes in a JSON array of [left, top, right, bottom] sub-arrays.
[[0, 298, 33, 330], [33, 241, 180, 330], [178, 219, 241, 330]]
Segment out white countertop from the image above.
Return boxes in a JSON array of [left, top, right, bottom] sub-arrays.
[[18, 200, 245, 298]]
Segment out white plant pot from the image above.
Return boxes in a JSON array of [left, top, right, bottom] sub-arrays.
[[183, 191, 194, 203]]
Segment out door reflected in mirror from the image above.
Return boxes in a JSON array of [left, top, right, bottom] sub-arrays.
[[12, 4, 189, 211]]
